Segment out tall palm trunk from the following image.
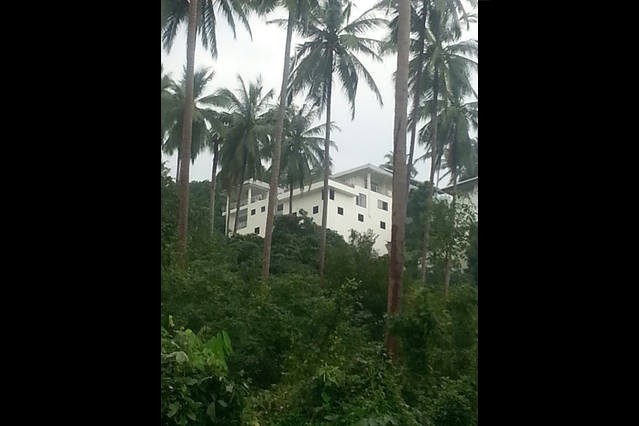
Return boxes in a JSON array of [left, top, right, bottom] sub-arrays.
[[176, 0, 198, 266], [319, 56, 333, 284], [233, 151, 248, 236], [262, 7, 295, 281], [406, 0, 427, 184], [289, 183, 294, 214], [443, 132, 459, 297], [420, 67, 440, 284], [225, 192, 231, 236], [209, 141, 219, 236], [176, 148, 181, 184], [385, 0, 410, 362]]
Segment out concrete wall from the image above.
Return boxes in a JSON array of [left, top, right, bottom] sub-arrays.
[[225, 179, 393, 255]]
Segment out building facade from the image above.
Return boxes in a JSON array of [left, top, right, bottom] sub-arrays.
[[223, 164, 395, 255]]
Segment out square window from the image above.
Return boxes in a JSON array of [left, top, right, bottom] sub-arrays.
[[277, 203, 283, 211], [254, 227, 260, 234], [377, 200, 388, 211], [358, 214, 364, 222], [380, 221, 386, 229], [337, 207, 344, 215], [261, 206, 265, 212], [251, 209, 256, 215], [313, 205, 319, 214]]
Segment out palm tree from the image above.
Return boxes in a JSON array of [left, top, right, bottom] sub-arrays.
[[162, 0, 252, 265], [280, 104, 337, 213], [376, 0, 475, 188], [380, 150, 417, 178], [214, 76, 274, 236], [437, 97, 477, 295], [417, 3, 477, 284], [290, 0, 386, 282], [261, 0, 319, 282], [161, 66, 177, 145], [202, 112, 230, 236], [385, 0, 410, 362], [162, 67, 217, 184]]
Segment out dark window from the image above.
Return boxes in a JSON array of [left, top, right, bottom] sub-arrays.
[[356, 193, 367, 208], [313, 205, 319, 214], [261, 206, 265, 212], [277, 203, 283, 211], [254, 227, 260, 234], [377, 200, 388, 211], [337, 207, 344, 215], [322, 189, 336, 200], [251, 209, 256, 215], [358, 214, 364, 222], [380, 221, 386, 229]]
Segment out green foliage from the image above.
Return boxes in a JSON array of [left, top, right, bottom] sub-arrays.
[[405, 184, 477, 286], [161, 166, 478, 425], [161, 319, 246, 425]]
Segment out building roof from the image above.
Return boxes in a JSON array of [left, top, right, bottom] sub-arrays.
[[439, 176, 477, 193], [330, 163, 394, 180]]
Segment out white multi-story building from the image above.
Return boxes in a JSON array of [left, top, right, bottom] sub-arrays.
[[223, 164, 395, 254]]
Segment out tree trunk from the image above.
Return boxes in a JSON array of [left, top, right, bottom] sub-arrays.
[[406, 0, 427, 186], [385, 0, 410, 362], [318, 57, 333, 285], [176, 148, 181, 184], [289, 183, 294, 214], [233, 151, 248, 236], [420, 67, 440, 284], [262, 7, 295, 282], [176, 0, 198, 267], [443, 138, 459, 298], [225, 192, 231, 237], [209, 141, 219, 236]]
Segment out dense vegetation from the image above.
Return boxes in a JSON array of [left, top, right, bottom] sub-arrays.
[[161, 0, 477, 423], [161, 165, 477, 425]]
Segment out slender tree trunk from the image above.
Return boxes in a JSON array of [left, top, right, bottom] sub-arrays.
[[233, 152, 248, 236], [289, 183, 294, 214], [176, 149, 181, 184], [209, 141, 219, 236], [319, 60, 333, 284], [262, 8, 295, 282], [406, 0, 427, 186], [176, 0, 198, 267], [443, 138, 459, 298], [225, 191, 231, 236], [385, 0, 410, 362], [420, 68, 440, 284]]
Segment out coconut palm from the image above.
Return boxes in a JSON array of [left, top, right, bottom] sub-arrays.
[[260, 0, 320, 282], [162, 67, 217, 183], [279, 105, 338, 213], [162, 0, 252, 264], [385, 0, 410, 362], [290, 0, 386, 281], [213, 76, 274, 236], [416, 3, 477, 284], [437, 97, 477, 294]]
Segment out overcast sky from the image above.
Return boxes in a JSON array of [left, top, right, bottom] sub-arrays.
[[161, 0, 477, 184]]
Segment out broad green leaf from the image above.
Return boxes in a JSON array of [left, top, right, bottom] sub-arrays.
[[206, 401, 216, 419], [167, 402, 179, 417], [175, 351, 188, 363]]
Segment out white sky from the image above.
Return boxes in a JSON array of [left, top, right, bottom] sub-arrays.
[[161, 0, 477, 183]]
